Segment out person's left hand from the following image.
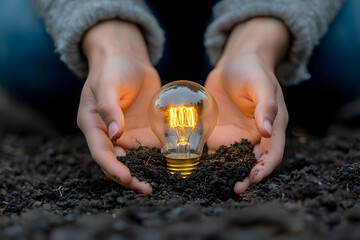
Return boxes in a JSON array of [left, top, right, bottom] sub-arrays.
[[205, 17, 291, 194]]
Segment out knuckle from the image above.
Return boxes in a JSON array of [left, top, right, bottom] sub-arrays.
[[284, 110, 289, 125], [256, 100, 278, 120], [281, 105, 289, 125], [76, 115, 82, 129], [76, 111, 85, 130], [268, 100, 278, 113], [97, 103, 115, 119]]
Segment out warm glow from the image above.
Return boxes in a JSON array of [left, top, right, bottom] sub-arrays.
[[169, 106, 197, 129], [148, 80, 219, 177]]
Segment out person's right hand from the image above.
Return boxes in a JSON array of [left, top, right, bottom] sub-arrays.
[[77, 20, 161, 194]]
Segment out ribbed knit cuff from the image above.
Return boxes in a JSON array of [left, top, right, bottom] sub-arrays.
[[32, 0, 165, 78], [205, 0, 343, 85]]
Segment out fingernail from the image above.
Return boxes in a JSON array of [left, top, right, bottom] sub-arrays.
[[108, 121, 119, 141], [264, 119, 273, 135]]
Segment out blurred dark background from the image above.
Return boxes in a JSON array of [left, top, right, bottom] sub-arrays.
[[0, 0, 359, 136]]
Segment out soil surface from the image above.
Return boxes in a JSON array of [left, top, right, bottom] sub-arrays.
[[1, 127, 360, 239]]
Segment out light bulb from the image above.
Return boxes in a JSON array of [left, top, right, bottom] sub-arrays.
[[148, 80, 219, 178]]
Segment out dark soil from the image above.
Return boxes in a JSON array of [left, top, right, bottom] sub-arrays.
[[118, 139, 256, 203], [1, 127, 360, 240]]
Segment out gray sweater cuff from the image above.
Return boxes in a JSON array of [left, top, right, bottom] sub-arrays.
[[205, 0, 343, 85], [32, 0, 165, 78]]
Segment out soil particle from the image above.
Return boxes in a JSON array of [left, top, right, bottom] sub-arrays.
[[1, 127, 360, 239]]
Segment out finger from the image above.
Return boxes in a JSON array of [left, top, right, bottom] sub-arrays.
[[96, 83, 124, 142], [253, 143, 260, 159], [234, 177, 252, 194], [86, 125, 132, 185], [78, 106, 132, 185], [111, 146, 152, 194], [250, 89, 288, 184], [103, 171, 152, 195], [127, 177, 152, 195], [114, 145, 126, 157], [253, 79, 278, 138]]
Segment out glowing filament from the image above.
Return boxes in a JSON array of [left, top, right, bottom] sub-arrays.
[[169, 106, 197, 145], [169, 106, 196, 128]]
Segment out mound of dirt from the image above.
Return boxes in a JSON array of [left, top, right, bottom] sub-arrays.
[[1, 127, 360, 239]]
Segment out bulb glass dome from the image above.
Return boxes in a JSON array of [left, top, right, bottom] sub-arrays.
[[148, 80, 218, 177]]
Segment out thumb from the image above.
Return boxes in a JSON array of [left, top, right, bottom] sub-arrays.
[[254, 80, 278, 138], [96, 83, 124, 141]]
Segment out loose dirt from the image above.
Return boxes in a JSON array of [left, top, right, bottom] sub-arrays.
[[1, 127, 359, 239]]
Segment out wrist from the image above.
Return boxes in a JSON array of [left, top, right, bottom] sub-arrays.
[[82, 19, 151, 67], [219, 17, 291, 68]]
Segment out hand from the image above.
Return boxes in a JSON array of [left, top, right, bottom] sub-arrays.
[[205, 17, 290, 194], [77, 20, 161, 194]]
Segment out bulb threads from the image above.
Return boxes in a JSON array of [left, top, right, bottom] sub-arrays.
[[165, 153, 200, 178]]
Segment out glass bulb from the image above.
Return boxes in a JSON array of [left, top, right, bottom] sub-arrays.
[[148, 80, 219, 178]]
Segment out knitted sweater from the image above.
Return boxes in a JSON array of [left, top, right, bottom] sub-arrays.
[[31, 0, 344, 85]]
